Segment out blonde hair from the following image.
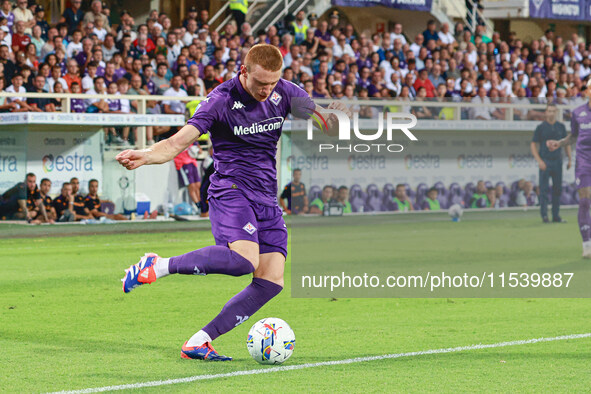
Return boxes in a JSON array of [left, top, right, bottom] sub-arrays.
[[244, 44, 283, 72]]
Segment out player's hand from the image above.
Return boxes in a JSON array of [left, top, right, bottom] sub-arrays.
[[328, 101, 353, 118], [546, 140, 559, 152], [567, 159, 572, 170], [538, 160, 547, 171], [116, 149, 149, 170]]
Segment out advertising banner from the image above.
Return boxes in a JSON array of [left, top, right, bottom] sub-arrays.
[[331, 0, 432, 12], [26, 131, 103, 195], [0, 130, 26, 193], [529, 0, 590, 21]]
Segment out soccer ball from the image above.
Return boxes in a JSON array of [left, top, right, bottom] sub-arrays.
[[448, 204, 463, 221], [246, 317, 295, 364]]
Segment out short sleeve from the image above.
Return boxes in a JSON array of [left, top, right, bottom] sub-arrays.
[[187, 91, 223, 135], [560, 123, 567, 139], [288, 82, 315, 121], [280, 185, 289, 199], [532, 125, 541, 142]]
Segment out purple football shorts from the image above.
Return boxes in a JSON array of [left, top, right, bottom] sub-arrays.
[[178, 163, 200, 187], [209, 190, 288, 257]]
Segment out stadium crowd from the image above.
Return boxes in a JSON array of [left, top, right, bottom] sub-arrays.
[[0, 1, 588, 144]]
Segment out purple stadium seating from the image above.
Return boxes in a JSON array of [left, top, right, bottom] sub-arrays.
[[308, 185, 321, 203], [349, 184, 365, 212], [382, 183, 396, 211], [365, 184, 383, 212], [415, 183, 429, 210]]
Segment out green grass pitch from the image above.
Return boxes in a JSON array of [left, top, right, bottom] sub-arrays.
[[1, 210, 590, 392]]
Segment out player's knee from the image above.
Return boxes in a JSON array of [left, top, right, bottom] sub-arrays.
[[237, 250, 259, 270]]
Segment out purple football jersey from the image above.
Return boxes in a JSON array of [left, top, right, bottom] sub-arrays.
[[187, 74, 314, 206], [571, 102, 591, 175]]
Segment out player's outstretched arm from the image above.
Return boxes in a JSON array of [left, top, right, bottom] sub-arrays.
[[116, 124, 201, 170], [547, 133, 575, 152]]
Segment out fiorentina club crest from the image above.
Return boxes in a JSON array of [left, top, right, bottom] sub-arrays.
[[270, 91, 282, 106], [243, 222, 257, 235]]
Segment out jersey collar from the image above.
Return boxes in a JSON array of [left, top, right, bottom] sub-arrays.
[[234, 74, 257, 104]]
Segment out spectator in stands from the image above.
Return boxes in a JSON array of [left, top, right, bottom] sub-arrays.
[[413, 69, 435, 98], [516, 181, 538, 207], [422, 188, 441, 210], [60, 0, 83, 36], [47, 65, 68, 93], [0, 0, 14, 33], [309, 185, 333, 215], [83, 0, 109, 31], [70, 81, 86, 112], [393, 184, 413, 212], [27, 74, 54, 111], [13, 0, 34, 35], [280, 168, 308, 215], [470, 181, 489, 208], [335, 186, 352, 213], [470, 87, 493, 120], [411, 86, 433, 119], [85, 179, 127, 220], [6, 73, 33, 111], [12, 20, 30, 53], [52, 182, 75, 222], [64, 59, 81, 91]]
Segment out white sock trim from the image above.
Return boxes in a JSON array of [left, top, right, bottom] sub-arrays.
[[155, 257, 170, 279], [186, 330, 212, 347]]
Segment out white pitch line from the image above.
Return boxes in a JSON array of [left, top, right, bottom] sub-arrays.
[[48, 332, 591, 394]]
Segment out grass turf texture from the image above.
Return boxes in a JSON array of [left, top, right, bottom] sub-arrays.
[[0, 209, 590, 392]]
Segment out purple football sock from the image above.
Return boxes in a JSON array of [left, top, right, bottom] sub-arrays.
[[168, 246, 255, 276], [579, 198, 591, 242], [202, 278, 283, 341]]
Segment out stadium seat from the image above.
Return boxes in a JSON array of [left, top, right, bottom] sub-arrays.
[[415, 183, 428, 210], [365, 184, 383, 212], [448, 183, 464, 207], [308, 185, 321, 203], [349, 184, 365, 212], [382, 183, 396, 211], [463, 182, 475, 206]]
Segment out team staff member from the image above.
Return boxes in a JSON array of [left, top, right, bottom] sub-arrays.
[[531, 103, 571, 223], [84, 179, 127, 220], [52, 182, 76, 222], [70, 177, 92, 221], [279, 168, 308, 214], [0, 181, 27, 220], [30, 178, 57, 224], [24, 173, 52, 223]]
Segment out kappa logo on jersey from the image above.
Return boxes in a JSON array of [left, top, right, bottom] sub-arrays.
[[243, 222, 257, 235], [232, 101, 245, 110], [270, 91, 282, 106]]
